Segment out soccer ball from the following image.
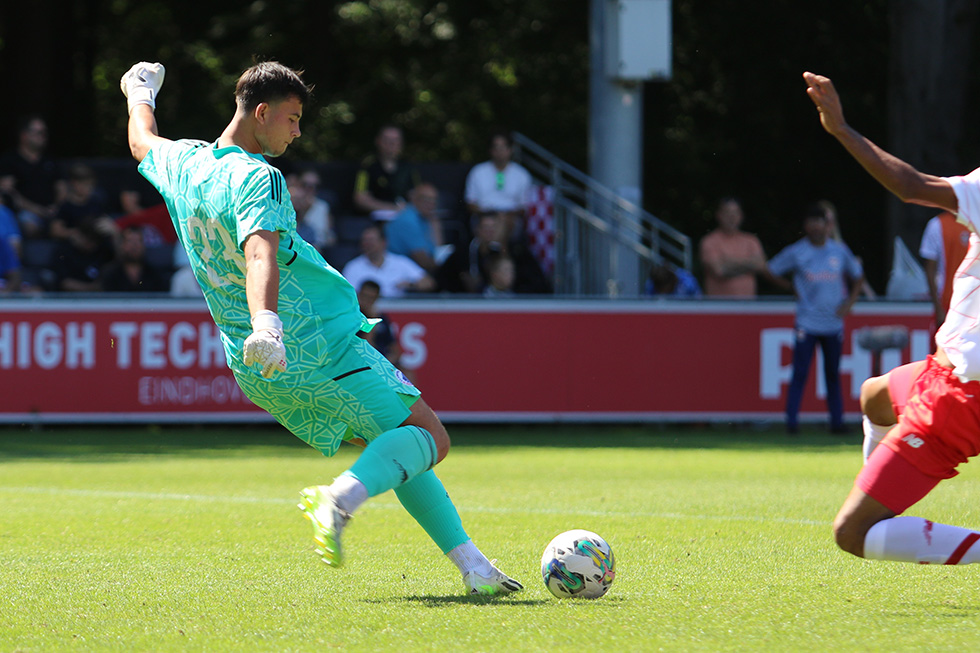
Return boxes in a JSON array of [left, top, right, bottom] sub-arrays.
[[541, 529, 616, 599]]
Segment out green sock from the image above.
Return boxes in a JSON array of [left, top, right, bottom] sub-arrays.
[[346, 425, 437, 497], [394, 470, 468, 554]]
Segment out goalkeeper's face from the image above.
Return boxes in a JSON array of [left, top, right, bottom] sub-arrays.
[[256, 95, 303, 157]]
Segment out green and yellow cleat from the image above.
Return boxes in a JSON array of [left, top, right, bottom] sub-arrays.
[[298, 486, 351, 568]]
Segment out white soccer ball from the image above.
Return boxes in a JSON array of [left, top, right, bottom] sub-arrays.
[[541, 529, 616, 599]]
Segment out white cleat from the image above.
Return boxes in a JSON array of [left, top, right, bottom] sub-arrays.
[[462, 563, 524, 596], [297, 486, 351, 568]]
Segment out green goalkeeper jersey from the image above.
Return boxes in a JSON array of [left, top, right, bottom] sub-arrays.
[[139, 139, 367, 378]]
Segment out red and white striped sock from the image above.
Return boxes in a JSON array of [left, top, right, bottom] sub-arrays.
[[864, 516, 980, 564]]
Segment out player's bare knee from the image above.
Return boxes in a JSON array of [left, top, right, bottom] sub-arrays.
[[860, 376, 894, 426], [832, 515, 866, 557]]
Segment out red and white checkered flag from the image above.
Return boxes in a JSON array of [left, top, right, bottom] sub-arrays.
[[525, 185, 555, 278]]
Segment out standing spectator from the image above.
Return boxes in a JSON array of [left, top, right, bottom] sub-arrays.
[[0, 116, 66, 238], [767, 204, 864, 435], [50, 164, 109, 242], [342, 224, 435, 298], [352, 124, 420, 219], [287, 168, 335, 252], [820, 199, 876, 299], [386, 182, 445, 274], [101, 225, 169, 292], [919, 211, 970, 327], [699, 197, 766, 297], [464, 131, 532, 225]]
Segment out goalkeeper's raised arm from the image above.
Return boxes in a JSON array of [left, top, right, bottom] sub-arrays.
[[120, 61, 171, 163]]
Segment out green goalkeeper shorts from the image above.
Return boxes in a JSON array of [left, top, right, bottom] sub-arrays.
[[234, 334, 421, 456]]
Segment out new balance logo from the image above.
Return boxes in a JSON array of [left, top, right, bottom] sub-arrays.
[[902, 434, 926, 449]]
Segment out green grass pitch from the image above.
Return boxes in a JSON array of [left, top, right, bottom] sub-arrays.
[[2, 424, 980, 651]]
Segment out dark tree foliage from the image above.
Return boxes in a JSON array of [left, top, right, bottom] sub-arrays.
[[2, 0, 979, 291]]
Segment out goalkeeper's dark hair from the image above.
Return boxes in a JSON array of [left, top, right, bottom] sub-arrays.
[[235, 61, 312, 113]]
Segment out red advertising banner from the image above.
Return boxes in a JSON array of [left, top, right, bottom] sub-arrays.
[[0, 299, 933, 423]]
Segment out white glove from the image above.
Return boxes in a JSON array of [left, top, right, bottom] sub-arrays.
[[242, 310, 288, 379], [120, 62, 166, 114]]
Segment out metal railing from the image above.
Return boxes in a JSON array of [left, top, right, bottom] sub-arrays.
[[512, 132, 692, 297]]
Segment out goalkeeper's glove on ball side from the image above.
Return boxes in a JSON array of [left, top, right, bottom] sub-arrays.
[[120, 61, 166, 114], [242, 310, 288, 379]]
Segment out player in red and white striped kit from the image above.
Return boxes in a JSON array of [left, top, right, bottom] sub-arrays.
[[805, 71, 980, 565]]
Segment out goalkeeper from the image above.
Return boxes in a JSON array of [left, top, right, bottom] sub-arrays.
[[121, 61, 521, 596]]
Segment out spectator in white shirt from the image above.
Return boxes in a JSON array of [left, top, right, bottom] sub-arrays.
[[342, 224, 435, 298], [464, 131, 532, 225]]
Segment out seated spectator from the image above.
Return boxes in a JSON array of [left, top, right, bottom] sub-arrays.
[[342, 224, 435, 298], [51, 219, 113, 292], [0, 115, 66, 239], [482, 253, 516, 298], [464, 130, 533, 228], [645, 263, 702, 298], [101, 225, 169, 292], [353, 124, 420, 219], [438, 212, 501, 293], [0, 235, 22, 293], [115, 201, 175, 247], [50, 164, 109, 242], [385, 182, 447, 274], [698, 197, 766, 297], [287, 168, 335, 252], [356, 279, 417, 385], [0, 201, 21, 258], [170, 240, 203, 298]]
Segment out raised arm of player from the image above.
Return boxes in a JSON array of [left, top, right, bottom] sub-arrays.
[[803, 72, 958, 213], [121, 62, 171, 163]]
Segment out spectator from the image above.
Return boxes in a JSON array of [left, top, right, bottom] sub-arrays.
[[482, 253, 516, 298], [101, 225, 169, 292], [287, 168, 335, 252], [386, 182, 446, 274], [0, 235, 22, 293], [50, 164, 109, 242], [0, 115, 66, 238], [819, 199, 876, 299], [357, 279, 400, 361], [438, 212, 500, 293], [51, 220, 113, 292], [645, 263, 702, 298], [699, 197, 766, 297], [170, 240, 203, 298], [464, 131, 532, 226], [342, 224, 435, 298], [0, 201, 21, 259], [438, 211, 550, 295], [352, 124, 420, 219], [766, 204, 864, 435], [919, 211, 969, 327]]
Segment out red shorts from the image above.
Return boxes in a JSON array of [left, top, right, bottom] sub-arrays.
[[887, 360, 927, 418], [856, 442, 942, 513], [882, 355, 980, 479]]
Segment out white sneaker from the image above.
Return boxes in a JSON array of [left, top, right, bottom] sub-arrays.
[[297, 486, 351, 568], [462, 563, 524, 596]]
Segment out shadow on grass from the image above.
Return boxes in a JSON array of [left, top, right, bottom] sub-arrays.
[[0, 422, 860, 462], [366, 594, 549, 607]]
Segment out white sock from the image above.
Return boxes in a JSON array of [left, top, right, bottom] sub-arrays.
[[447, 539, 494, 575], [864, 516, 980, 564], [328, 474, 369, 514], [862, 416, 891, 461]]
